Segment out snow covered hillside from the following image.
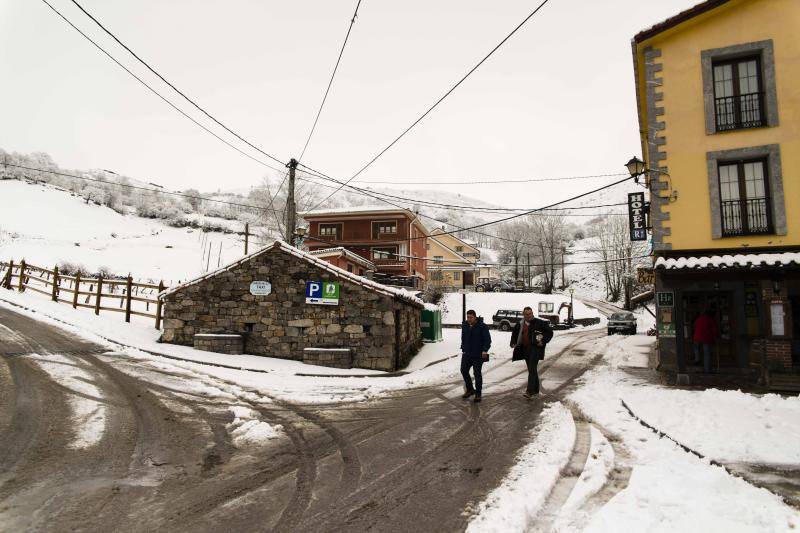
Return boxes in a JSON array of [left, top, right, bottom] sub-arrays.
[[0, 180, 250, 283]]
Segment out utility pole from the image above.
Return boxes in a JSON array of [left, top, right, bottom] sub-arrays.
[[244, 223, 250, 255], [285, 158, 298, 244], [561, 246, 566, 290]]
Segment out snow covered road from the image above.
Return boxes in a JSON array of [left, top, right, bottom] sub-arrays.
[[0, 305, 610, 532]]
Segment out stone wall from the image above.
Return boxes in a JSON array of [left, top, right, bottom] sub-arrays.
[[161, 246, 422, 371], [194, 334, 244, 355]]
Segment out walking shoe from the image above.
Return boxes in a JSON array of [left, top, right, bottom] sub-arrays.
[[462, 390, 476, 399], [473, 394, 482, 403], [523, 391, 533, 400]]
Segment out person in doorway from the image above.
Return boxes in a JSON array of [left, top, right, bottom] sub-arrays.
[[511, 306, 554, 399], [461, 309, 491, 403], [693, 306, 719, 373]]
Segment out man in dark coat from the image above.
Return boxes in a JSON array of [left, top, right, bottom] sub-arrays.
[[510, 306, 554, 398], [461, 309, 491, 402]]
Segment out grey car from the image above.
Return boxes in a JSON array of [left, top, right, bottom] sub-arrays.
[[607, 312, 637, 335]]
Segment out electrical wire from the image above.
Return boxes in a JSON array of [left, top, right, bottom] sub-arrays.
[[297, 167, 629, 214], [357, 172, 629, 185], [305, 0, 553, 210], [298, 0, 363, 162], [5, 162, 284, 214], [66, 0, 287, 168]]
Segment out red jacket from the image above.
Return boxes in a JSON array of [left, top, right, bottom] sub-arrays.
[[692, 314, 719, 343]]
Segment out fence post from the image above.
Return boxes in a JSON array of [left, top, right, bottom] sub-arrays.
[[95, 277, 103, 315], [73, 271, 81, 309], [52, 265, 59, 301], [18, 259, 26, 292], [154, 280, 165, 330], [125, 275, 132, 323], [4, 260, 12, 289]]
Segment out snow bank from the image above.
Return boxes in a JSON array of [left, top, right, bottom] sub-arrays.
[[623, 387, 800, 465], [465, 402, 575, 532], [570, 366, 800, 532], [226, 406, 283, 447]]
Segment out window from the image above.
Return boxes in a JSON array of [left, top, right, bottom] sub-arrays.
[[712, 57, 764, 131], [425, 243, 430, 250], [372, 220, 397, 238], [431, 271, 443, 281], [433, 256, 443, 264], [372, 246, 398, 260], [718, 159, 772, 236], [358, 268, 364, 276], [701, 40, 778, 135], [706, 144, 786, 238], [319, 223, 341, 238], [538, 302, 554, 313], [455, 246, 463, 252], [347, 264, 354, 273], [453, 272, 461, 281]]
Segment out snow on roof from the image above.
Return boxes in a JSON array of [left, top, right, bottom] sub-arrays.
[[299, 205, 415, 217], [654, 252, 800, 270], [161, 240, 423, 307], [308, 247, 376, 270]]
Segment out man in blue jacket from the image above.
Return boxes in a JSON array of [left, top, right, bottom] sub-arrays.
[[461, 309, 491, 403]]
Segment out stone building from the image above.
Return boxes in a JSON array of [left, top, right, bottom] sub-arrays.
[[160, 241, 423, 371]]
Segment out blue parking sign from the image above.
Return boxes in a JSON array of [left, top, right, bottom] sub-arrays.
[[306, 281, 340, 305]]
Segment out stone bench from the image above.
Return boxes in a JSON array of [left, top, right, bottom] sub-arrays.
[[194, 333, 244, 355], [303, 347, 353, 369]]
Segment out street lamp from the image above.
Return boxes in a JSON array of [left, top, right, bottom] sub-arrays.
[[293, 226, 307, 248], [568, 287, 574, 327], [625, 156, 646, 183]]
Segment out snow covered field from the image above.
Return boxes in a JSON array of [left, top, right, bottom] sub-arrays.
[[0, 179, 249, 283]]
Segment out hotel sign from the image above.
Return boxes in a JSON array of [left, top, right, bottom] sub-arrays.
[[628, 192, 647, 241]]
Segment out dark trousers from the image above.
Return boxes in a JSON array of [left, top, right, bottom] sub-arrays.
[[461, 356, 484, 394], [525, 354, 540, 394]]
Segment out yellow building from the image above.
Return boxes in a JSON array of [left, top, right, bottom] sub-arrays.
[[632, 0, 799, 385], [426, 228, 480, 291]]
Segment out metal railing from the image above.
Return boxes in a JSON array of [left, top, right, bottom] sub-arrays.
[[715, 92, 765, 131], [721, 197, 771, 236]]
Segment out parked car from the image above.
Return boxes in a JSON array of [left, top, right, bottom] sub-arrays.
[[492, 309, 524, 331], [607, 312, 637, 335], [475, 278, 513, 292]]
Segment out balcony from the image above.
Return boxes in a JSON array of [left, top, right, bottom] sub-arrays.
[[721, 197, 772, 237], [715, 92, 765, 132]]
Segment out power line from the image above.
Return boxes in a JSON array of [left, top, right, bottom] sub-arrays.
[[298, 0, 363, 162], [305, 0, 553, 210], [5, 162, 282, 214], [293, 162, 634, 243], [66, 0, 287, 169], [256, 232, 650, 267], [298, 167, 628, 214], [358, 172, 629, 185]]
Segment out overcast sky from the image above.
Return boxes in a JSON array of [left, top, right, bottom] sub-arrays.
[[0, 0, 701, 209]]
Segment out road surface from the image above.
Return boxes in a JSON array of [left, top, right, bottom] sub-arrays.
[[0, 306, 613, 532]]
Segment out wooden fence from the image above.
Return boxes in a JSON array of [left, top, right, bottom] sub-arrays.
[[0, 260, 167, 329]]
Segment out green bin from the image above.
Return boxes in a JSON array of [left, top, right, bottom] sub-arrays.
[[421, 308, 443, 343]]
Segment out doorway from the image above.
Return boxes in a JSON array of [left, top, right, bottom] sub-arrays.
[[681, 291, 737, 369]]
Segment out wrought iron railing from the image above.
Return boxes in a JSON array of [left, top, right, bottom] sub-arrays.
[[715, 92, 765, 131], [721, 197, 771, 236]]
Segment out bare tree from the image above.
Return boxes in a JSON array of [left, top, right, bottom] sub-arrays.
[[589, 214, 630, 301], [529, 213, 568, 294]]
